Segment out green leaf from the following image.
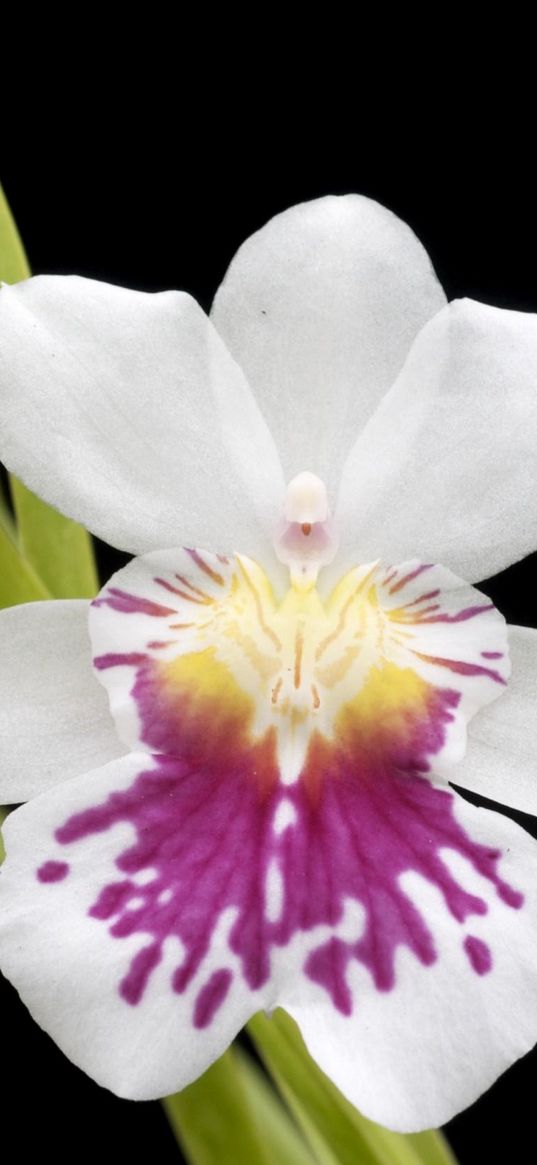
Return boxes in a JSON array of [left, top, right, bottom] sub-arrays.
[[0, 483, 17, 539], [0, 183, 98, 601], [10, 478, 98, 599], [405, 1132, 460, 1165], [163, 1045, 315, 1165], [248, 1010, 459, 1165], [0, 522, 51, 606], [0, 182, 30, 282], [0, 805, 9, 864]]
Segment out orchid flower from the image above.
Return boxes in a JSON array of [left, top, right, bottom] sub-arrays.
[[1, 194, 537, 1136]]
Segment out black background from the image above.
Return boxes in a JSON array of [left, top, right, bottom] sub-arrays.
[[2, 142, 537, 1164]]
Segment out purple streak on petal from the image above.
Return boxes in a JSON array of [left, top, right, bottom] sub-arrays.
[[45, 663, 522, 1024], [91, 879, 135, 916], [463, 935, 492, 975], [94, 652, 148, 671], [411, 651, 506, 685], [185, 549, 226, 586], [398, 589, 441, 610], [481, 651, 504, 660], [305, 938, 353, 1014], [92, 588, 176, 617], [411, 604, 494, 625], [193, 969, 233, 1028], [398, 603, 441, 618], [388, 564, 434, 595], [154, 577, 210, 605], [37, 860, 69, 883], [120, 942, 162, 1005]]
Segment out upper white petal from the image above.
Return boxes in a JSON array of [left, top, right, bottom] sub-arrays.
[[335, 298, 537, 583], [0, 276, 285, 571], [0, 600, 123, 802], [458, 624, 537, 815], [211, 194, 446, 500]]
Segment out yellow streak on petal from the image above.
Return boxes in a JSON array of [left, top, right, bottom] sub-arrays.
[[335, 662, 431, 741]]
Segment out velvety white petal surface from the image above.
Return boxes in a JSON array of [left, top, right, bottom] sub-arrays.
[[335, 298, 537, 584], [0, 600, 123, 801], [211, 195, 446, 499], [0, 754, 271, 1098], [458, 625, 537, 815], [3, 748, 537, 1128], [0, 277, 285, 568], [285, 789, 537, 1131]]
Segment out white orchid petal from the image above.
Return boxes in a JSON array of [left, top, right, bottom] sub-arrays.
[[0, 754, 267, 1099], [0, 600, 123, 801], [211, 195, 446, 499], [0, 276, 285, 569], [458, 625, 537, 815], [286, 787, 537, 1131], [336, 298, 537, 583], [1, 196, 537, 1132], [2, 732, 535, 1123]]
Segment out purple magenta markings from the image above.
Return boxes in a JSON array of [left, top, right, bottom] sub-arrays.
[[92, 588, 176, 617], [38, 680, 522, 1028], [194, 969, 233, 1028], [464, 935, 493, 975], [410, 650, 506, 686], [43, 560, 517, 1028], [387, 564, 434, 595], [37, 860, 69, 883]]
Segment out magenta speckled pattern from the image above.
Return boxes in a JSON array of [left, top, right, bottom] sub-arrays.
[[35, 553, 518, 1028], [42, 714, 522, 1028]]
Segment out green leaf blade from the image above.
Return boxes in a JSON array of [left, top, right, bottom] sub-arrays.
[[0, 183, 99, 601], [0, 805, 9, 864], [10, 477, 98, 599], [163, 1045, 315, 1165], [248, 1010, 459, 1165], [0, 522, 51, 607], [0, 183, 30, 282]]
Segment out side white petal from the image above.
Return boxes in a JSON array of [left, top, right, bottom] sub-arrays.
[[284, 790, 537, 1131], [0, 277, 285, 568], [0, 600, 123, 801], [211, 195, 446, 499], [336, 298, 537, 583], [457, 625, 537, 815]]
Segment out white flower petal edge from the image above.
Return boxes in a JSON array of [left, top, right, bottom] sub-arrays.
[[460, 626, 537, 815], [2, 751, 537, 1131], [0, 601, 124, 801], [211, 194, 446, 499], [0, 276, 285, 572], [0, 754, 266, 1099], [0, 546, 533, 1133], [335, 298, 537, 585], [285, 787, 537, 1131]]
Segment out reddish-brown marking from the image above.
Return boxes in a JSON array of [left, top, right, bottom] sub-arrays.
[[294, 628, 304, 689], [155, 577, 212, 605], [186, 549, 226, 586], [388, 564, 433, 595]]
